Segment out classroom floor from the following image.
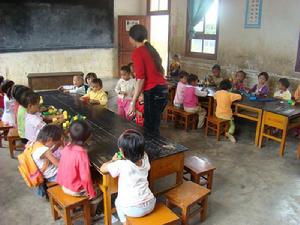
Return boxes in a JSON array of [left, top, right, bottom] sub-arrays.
[[1, 78, 299, 225]]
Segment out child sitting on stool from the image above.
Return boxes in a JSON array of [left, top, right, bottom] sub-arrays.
[[214, 79, 242, 143]]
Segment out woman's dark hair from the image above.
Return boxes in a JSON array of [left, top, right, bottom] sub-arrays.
[[279, 78, 290, 89], [219, 79, 232, 90], [23, 92, 40, 108], [69, 120, 91, 145], [212, 64, 221, 71], [85, 72, 97, 83], [12, 85, 32, 103], [129, 24, 164, 74], [258, 72, 269, 81], [37, 124, 63, 143], [237, 70, 246, 78], [0, 80, 15, 99], [91, 78, 103, 88], [179, 71, 189, 79], [121, 65, 131, 74], [187, 74, 199, 85], [118, 129, 145, 163]]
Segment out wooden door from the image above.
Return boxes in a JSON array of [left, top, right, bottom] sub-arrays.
[[118, 16, 150, 76]]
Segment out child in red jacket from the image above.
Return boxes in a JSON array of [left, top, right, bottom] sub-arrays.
[[135, 94, 144, 126]]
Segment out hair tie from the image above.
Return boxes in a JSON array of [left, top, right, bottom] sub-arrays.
[[143, 39, 148, 44]]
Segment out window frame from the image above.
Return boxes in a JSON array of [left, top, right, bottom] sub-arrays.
[[147, 0, 170, 15], [185, 0, 220, 60]]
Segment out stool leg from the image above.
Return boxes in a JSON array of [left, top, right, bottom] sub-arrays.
[[63, 208, 72, 225], [49, 196, 60, 220], [216, 123, 220, 141], [207, 171, 214, 190], [185, 116, 188, 131], [205, 121, 209, 136], [200, 197, 208, 222], [8, 138, 14, 159], [181, 207, 189, 225], [191, 174, 200, 184], [83, 201, 91, 225]]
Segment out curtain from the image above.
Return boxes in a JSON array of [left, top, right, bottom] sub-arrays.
[[188, 0, 213, 38]]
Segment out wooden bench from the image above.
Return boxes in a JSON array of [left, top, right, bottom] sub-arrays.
[[47, 185, 91, 225], [7, 128, 21, 158], [164, 181, 210, 225], [126, 203, 180, 225], [205, 115, 229, 141], [171, 106, 198, 131], [184, 156, 216, 190]]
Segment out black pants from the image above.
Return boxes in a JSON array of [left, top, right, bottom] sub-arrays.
[[143, 85, 168, 136]]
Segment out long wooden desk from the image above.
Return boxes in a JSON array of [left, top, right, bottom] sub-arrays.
[[39, 90, 188, 225]]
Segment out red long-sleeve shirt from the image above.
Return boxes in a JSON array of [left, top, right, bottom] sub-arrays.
[[132, 45, 166, 91], [56, 144, 96, 198]]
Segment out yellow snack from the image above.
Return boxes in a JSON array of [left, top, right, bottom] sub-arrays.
[[40, 96, 44, 104], [63, 111, 68, 120], [65, 120, 70, 126], [73, 115, 78, 121], [62, 122, 67, 129]]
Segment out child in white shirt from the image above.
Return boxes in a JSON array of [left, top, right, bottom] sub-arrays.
[[273, 78, 291, 100], [59, 75, 85, 95], [115, 65, 136, 120], [100, 130, 155, 224], [0, 80, 16, 126]]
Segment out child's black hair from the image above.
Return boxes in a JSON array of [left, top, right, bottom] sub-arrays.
[[237, 70, 246, 78], [91, 78, 103, 88], [12, 85, 32, 104], [127, 62, 133, 68], [279, 78, 290, 89], [85, 72, 97, 84], [258, 72, 269, 81], [69, 120, 91, 145], [0, 76, 4, 85], [0, 80, 15, 99], [179, 71, 189, 79], [23, 92, 40, 108], [120, 65, 131, 74], [219, 79, 232, 90], [118, 129, 145, 163], [212, 64, 221, 71], [19, 89, 34, 107], [187, 74, 199, 85], [37, 124, 63, 143]]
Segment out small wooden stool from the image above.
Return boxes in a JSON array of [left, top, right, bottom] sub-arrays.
[[7, 128, 21, 158], [184, 156, 216, 190], [164, 181, 210, 225], [0, 121, 13, 147], [205, 115, 229, 141], [172, 108, 198, 131], [126, 203, 180, 225], [166, 104, 175, 122], [47, 185, 91, 225]]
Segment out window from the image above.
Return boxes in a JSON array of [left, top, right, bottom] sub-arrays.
[[147, 0, 169, 15], [186, 0, 219, 59]]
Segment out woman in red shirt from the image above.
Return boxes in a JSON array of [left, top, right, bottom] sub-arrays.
[[127, 24, 168, 135]]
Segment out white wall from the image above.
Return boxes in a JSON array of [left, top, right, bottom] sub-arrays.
[[170, 0, 300, 92], [0, 0, 146, 85]]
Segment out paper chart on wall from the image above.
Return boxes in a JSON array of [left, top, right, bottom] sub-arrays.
[[244, 0, 263, 28]]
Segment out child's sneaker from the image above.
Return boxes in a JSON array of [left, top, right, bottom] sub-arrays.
[[226, 132, 236, 143]]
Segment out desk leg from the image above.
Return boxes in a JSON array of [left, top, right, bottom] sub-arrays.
[[297, 142, 300, 159], [279, 126, 288, 157], [98, 175, 112, 225], [255, 111, 262, 146]]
